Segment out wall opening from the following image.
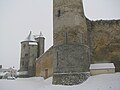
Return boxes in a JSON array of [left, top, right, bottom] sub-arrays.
[[45, 69, 48, 79]]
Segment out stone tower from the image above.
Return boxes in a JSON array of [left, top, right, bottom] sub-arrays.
[[53, 0, 88, 46], [19, 31, 45, 77], [34, 32, 45, 57], [53, 0, 90, 85]]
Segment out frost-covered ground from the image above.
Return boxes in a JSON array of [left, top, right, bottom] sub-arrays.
[[0, 73, 120, 90]]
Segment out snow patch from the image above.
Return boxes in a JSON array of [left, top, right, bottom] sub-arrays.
[[90, 63, 115, 69], [0, 73, 120, 90], [29, 42, 37, 45]]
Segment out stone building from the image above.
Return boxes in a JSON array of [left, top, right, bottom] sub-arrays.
[[19, 31, 45, 77], [89, 63, 115, 76], [20, 0, 120, 85]]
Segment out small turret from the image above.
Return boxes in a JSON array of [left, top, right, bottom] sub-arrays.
[[34, 32, 45, 57]]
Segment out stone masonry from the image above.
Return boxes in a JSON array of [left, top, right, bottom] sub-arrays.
[[53, 0, 90, 85], [19, 32, 45, 77]]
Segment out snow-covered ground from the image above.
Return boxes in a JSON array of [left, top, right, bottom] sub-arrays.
[[0, 73, 120, 90]]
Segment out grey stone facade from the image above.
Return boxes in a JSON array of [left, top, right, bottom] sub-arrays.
[[19, 32, 45, 77], [53, 44, 90, 73], [53, 44, 90, 85], [53, 0, 90, 85]]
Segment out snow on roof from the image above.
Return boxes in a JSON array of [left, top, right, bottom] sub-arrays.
[[29, 42, 38, 45], [24, 31, 36, 42], [90, 63, 115, 70]]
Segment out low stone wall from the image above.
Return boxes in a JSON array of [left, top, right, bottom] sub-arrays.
[[52, 72, 90, 85], [36, 46, 54, 78]]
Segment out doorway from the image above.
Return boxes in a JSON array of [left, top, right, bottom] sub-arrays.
[[45, 69, 48, 79]]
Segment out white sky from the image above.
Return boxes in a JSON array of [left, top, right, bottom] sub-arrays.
[[0, 0, 120, 69]]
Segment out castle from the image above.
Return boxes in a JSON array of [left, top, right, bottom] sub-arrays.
[[19, 0, 120, 85], [19, 31, 45, 77]]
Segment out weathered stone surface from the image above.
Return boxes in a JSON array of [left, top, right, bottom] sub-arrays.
[[52, 0, 90, 85], [19, 41, 38, 77], [53, 0, 88, 46], [52, 72, 90, 85], [35, 37, 45, 57], [36, 46, 54, 78], [19, 34, 45, 77], [87, 19, 120, 71], [53, 44, 90, 73]]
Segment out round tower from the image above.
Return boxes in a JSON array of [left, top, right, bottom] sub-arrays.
[[19, 31, 38, 77], [53, 0, 88, 46], [53, 0, 90, 85]]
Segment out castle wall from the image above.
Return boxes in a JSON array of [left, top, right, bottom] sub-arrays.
[[88, 20, 120, 71], [36, 46, 54, 79], [28, 44, 38, 77], [53, 44, 90, 73]]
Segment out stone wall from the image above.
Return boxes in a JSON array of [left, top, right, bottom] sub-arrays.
[[53, 44, 90, 73], [20, 42, 29, 71], [28, 44, 38, 77], [52, 72, 90, 85], [53, 44, 90, 85], [90, 69, 115, 76], [87, 19, 120, 71], [36, 46, 54, 79]]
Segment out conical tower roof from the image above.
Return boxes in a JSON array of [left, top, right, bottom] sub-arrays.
[[39, 32, 43, 37], [24, 31, 36, 42]]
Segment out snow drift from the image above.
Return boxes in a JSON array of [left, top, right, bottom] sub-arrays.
[[0, 73, 120, 90]]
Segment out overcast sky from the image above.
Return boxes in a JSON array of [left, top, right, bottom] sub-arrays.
[[0, 0, 120, 69]]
